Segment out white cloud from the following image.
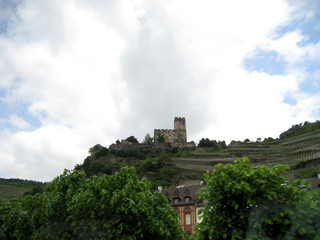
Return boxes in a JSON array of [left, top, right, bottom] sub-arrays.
[[0, 125, 87, 181], [194, 69, 300, 142], [267, 31, 306, 63], [9, 114, 30, 129]]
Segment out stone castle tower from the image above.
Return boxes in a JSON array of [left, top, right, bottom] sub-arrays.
[[154, 117, 187, 146]]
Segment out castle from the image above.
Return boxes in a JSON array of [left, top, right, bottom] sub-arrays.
[[111, 117, 195, 149], [154, 117, 190, 147]]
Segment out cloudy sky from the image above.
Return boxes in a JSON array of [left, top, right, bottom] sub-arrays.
[[0, 0, 319, 181]]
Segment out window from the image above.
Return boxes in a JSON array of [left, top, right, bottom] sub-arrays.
[[185, 197, 189, 203], [185, 213, 191, 225], [184, 207, 191, 225], [174, 198, 179, 204]]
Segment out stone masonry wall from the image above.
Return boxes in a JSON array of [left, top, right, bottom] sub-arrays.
[[154, 117, 187, 147]]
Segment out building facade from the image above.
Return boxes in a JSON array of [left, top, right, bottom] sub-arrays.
[[162, 184, 204, 234]]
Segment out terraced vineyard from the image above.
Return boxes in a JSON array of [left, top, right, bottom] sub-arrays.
[[174, 125, 320, 181]]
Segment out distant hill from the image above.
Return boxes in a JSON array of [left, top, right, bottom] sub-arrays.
[[75, 121, 320, 189], [0, 178, 45, 199]]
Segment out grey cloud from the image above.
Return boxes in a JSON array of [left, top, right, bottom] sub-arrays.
[[0, 0, 21, 34]]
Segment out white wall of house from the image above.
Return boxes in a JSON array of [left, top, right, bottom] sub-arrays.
[[196, 207, 203, 223]]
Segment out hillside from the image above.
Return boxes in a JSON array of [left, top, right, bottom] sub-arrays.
[[174, 121, 320, 181], [74, 143, 202, 189], [76, 121, 320, 189], [0, 178, 45, 199]]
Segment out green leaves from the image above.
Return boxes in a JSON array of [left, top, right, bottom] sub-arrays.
[[0, 166, 183, 240], [195, 157, 320, 240]]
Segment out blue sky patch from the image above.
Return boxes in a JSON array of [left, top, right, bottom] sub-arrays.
[[299, 78, 320, 95], [273, 3, 320, 46], [301, 59, 320, 74], [243, 49, 287, 75], [0, 90, 42, 131], [283, 94, 298, 106]]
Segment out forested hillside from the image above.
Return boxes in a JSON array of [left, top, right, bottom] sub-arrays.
[[74, 121, 320, 189]]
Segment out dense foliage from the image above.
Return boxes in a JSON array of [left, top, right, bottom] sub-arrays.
[[0, 166, 184, 240], [198, 138, 227, 149], [126, 136, 139, 144], [280, 121, 320, 139], [196, 158, 320, 240], [88, 144, 109, 158]]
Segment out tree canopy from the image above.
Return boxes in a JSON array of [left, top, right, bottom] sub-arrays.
[[0, 166, 184, 240], [88, 144, 109, 158], [198, 138, 226, 149], [143, 133, 154, 144], [196, 157, 320, 240], [126, 136, 139, 144]]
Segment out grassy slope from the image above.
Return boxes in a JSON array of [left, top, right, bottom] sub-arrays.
[[0, 178, 44, 199]]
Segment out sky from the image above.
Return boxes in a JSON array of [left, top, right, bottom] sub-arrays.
[[0, 0, 320, 181]]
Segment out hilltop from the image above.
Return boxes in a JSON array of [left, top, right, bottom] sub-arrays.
[[75, 120, 320, 189]]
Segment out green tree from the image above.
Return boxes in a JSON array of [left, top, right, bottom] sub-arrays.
[[143, 133, 154, 144], [198, 138, 220, 150], [67, 166, 184, 239], [126, 136, 139, 144], [263, 137, 275, 143], [89, 144, 109, 158], [198, 138, 214, 147], [0, 167, 183, 240], [196, 157, 319, 240], [218, 140, 227, 149], [0, 194, 44, 240], [38, 169, 87, 239], [155, 132, 166, 143]]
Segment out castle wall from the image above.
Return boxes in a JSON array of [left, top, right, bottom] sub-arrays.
[[154, 129, 176, 144], [154, 117, 187, 147], [174, 117, 186, 130]]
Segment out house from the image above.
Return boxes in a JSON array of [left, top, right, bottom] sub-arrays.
[[162, 183, 204, 234]]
